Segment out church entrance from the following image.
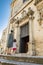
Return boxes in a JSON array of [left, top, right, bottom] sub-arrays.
[[20, 36, 29, 53], [19, 23, 29, 53]]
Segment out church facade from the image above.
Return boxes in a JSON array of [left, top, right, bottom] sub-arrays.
[[3, 0, 43, 56]]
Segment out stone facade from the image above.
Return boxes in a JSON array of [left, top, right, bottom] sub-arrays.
[[34, 0, 43, 56], [1, 0, 43, 55], [0, 40, 3, 54], [8, 0, 43, 56], [0, 28, 8, 53]]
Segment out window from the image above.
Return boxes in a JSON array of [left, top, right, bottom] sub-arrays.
[[23, 0, 26, 3], [23, 0, 29, 3]]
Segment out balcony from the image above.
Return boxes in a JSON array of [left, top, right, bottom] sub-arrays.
[[34, 0, 43, 5]]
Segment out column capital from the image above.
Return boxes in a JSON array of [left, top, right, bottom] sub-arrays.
[[29, 15, 34, 20], [27, 7, 34, 16]]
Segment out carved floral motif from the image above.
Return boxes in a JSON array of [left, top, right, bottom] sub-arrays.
[[38, 8, 43, 26]]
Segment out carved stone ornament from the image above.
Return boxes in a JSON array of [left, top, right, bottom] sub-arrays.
[[27, 7, 34, 16], [16, 17, 20, 24], [21, 10, 27, 19], [38, 9, 43, 26], [34, 0, 43, 5]]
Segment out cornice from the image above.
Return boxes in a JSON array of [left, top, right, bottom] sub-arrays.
[[10, 0, 33, 21]]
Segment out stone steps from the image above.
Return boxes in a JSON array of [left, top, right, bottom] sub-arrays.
[[0, 54, 43, 64], [0, 58, 41, 65]]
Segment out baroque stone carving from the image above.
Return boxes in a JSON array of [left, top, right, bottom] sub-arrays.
[[21, 10, 27, 18], [38, 9, 43, 26], [34, 0, 43, 5], [27, 7, 34, 16], [27, 7, 34, 20]]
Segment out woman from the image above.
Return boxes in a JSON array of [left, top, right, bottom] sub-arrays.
[[7, 30, 14, 55]]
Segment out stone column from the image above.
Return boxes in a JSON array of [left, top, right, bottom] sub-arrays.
[[27, 8, 35, 55], [29, 15, 35, 56], [16, 23, 20, 53], [28, 15, 33, 55]]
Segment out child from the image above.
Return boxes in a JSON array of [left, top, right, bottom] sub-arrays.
[[12, 39, 17, 54]]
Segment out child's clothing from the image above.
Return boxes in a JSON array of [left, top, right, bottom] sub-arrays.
[[12, 42, 16, 50]]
